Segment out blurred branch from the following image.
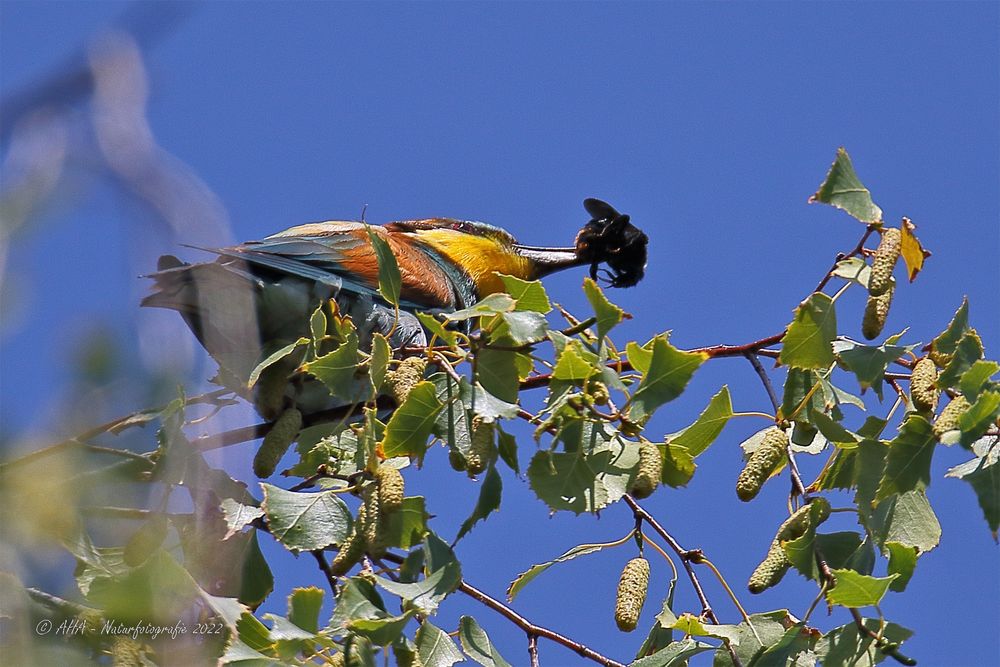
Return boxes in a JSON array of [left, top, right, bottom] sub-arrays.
[[0, 1, 193, 141]]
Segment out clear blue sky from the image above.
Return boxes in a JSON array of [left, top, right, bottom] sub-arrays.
[[2, 2, 997, 665]]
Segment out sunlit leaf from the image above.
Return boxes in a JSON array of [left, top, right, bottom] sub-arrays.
[[831, 256, 871, 288], [780, 292, 837, 369], [808, 147, 883, 223], [498, 274, 551, 313], [826, 569, 897, 608], [455, 466, 502, 542], [416, 312, 458, 347], [416, 621, 464, 667], [583, 276, 625, 340], [899, 217, 929, 283], [459, 616, 513, 667], [287, 587, 324, 634], [875, 414, 936, 501], [446, 293, 516, 321], [303, 331, 372, 403], [816, 619, 912, 667], [945, 434, 1000, 539], [381, 381, 444, 461], [261, 483, 352, 551], [668, 386, 733, 457], [248, 338, 308, 388], [870, 490, 941, 553], [629, 336, 707, 423], [507, 541, 611, 602], [366, 226, 402, 307], [885, 542, 918, 592]]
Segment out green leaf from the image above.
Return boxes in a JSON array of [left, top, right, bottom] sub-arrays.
[[826, 569, 897, 608], [780, 368, 824, 423], [959, 390, 1000, 448], [87, 550, 200, 623], [476, 348, 521, 403], [497, 311, 548, 345], [930, 297, 969, 360], [497, 274, 552, 313], [854, 439, 887, 516], [810, 409, 860, 448], [248, 338, 309, 388], [817, 619, 912, 667], [583, 276, 625, 340], [261, 483, 352, 551], [875, 414, 936, 502], [938, 329, 985, 388], [884, 542, 918, 592], [870, 490, 941, 553], [349, 611, 414, 647], [711, 610, 800, 667], [808, 147, 883, 223], [506, 541, 610, 602], [660, 442, 696, 488], [552, 340, 597, 381], [835, 338, 911, 401], [959, 359, 1000, 400], [446, 293, 516, 321], [629, 336, 707, 423], [752, 625, 815, 667], [466, 381, 519, 421], [221, 499, 265, 538], [416, 621, 464, 667], [369, 333, 391, 393], [668, 386, 733, 457], [304, 332, 373, 403], [831, 256, 871, 288], [786, 531, 869, 581], [329, 578, 387, 630], [780, 292, 837, 369], [526, 431, 638, 514], [366, 226, 402, 307], [945, 435, 1000, 538], [630, 638, 715, 667], [381, 381, 444, 461], [416, 312, 458, 347], [626, 340, 654, 374], [381, 496, 429, 550], [497, 429, 519, 475], [455, 466, 502, 542], [459, 616, 512, 667], [287, 587, 324, 634], [781, 504, 836, 581], [372, 561, 461, 616]]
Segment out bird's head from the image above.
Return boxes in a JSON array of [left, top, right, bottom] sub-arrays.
[[402, 200, 648, 298]]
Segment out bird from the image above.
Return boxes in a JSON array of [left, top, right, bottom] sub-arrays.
[[143, 198, 647, 416]]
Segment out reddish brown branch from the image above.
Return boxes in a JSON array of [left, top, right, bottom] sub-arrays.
[[458, 580, 626, 667]]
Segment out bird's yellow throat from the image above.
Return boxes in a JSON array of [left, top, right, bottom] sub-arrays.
[[413, 228, 534, 297]]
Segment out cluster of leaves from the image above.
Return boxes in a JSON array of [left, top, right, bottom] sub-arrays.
[[1, 148, 997, 667]]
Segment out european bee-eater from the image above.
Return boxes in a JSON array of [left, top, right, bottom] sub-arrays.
[[143, 199, 646, 413]]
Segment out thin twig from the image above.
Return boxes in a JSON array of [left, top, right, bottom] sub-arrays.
[[623, 495, 744, 667], [744, 352, 780, 414], [528, 632, 540, 667], [0, 388, 232, 471], [311, 550, 338, 595], [458, 580, 626, 667], [813, 225, 879, 293]]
